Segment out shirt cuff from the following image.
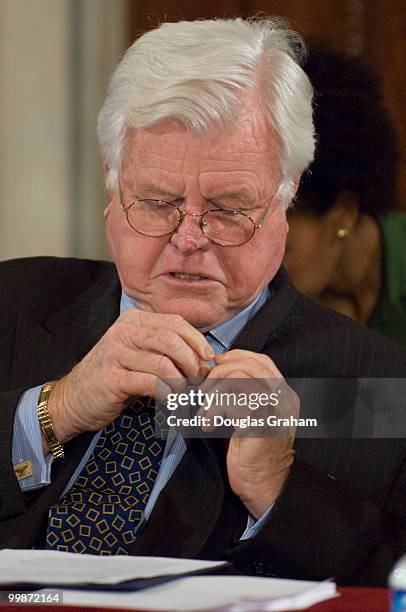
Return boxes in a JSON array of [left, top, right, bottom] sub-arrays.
[[12, 385, 54, 491], [240, 504, 274, 540]]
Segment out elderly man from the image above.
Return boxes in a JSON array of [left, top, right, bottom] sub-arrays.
[[0, 18, 405, 587]]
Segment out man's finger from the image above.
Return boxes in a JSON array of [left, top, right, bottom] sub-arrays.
[[122, 310, 215, 361], [215, 350, 282, 376]]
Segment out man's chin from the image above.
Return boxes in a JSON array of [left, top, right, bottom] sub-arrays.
[[154, 297, 226, 332]]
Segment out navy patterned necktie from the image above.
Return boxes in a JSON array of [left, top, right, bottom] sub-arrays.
[[46, 398, 165, 555]]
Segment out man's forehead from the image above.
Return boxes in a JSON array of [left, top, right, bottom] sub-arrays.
[[120, 121, 281, 201], [123, 104, 278, 161]]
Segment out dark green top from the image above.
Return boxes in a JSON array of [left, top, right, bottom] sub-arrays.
[[368, 212, 406, 344]]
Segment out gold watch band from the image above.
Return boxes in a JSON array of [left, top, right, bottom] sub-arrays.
[[37, 381, 65, 460]]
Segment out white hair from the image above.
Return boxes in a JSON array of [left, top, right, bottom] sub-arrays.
[[97, 17, 315, 204]]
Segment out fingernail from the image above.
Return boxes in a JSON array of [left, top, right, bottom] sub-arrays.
[[205, 347, 215, 358]]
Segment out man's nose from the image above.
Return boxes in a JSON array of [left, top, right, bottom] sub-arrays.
[[170, 212, 210, 254]]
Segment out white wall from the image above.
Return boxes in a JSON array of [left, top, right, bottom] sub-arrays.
[[0, 0, 127, 261]]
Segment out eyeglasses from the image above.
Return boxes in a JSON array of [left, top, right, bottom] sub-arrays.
[[119, 185, 280, 247]]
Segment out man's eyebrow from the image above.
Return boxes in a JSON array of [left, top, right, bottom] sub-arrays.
[[134, 182, 180, 199], [208, 191, 257, 206]]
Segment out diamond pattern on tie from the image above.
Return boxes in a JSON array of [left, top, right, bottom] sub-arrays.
[[46, 398, 165, 555]]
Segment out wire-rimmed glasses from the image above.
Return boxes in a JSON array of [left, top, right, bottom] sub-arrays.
[[119, 185, 280, 247]]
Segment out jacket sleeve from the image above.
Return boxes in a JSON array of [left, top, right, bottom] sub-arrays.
[[224, 452, 406, 586], [0, 387, 94, 549], [0, 389, 29, 521]]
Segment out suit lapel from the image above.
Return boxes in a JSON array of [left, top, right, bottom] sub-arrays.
[[11, 265, 121, 388], [132, 437, 225, 558], [232, 267, 304, 352]]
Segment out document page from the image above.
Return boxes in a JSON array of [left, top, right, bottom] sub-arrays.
[[62, 575, 339, 611], [0, 549, 226, 586]]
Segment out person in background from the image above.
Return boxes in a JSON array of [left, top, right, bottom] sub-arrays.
[[284, 44, 406, 344]]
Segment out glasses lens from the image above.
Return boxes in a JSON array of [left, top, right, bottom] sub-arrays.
[[127, 200, 180, 236], [203, 210, 255, 246]]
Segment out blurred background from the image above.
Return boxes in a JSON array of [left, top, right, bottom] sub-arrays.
[[1, 0, 405, 261]]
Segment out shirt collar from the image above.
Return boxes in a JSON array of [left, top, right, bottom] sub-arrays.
[[207, 286, 271, 349], [120, 285, 271, 350]]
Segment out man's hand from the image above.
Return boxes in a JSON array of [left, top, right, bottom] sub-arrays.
[[46, 310, 214, 447], [200, 350, 298, 519]]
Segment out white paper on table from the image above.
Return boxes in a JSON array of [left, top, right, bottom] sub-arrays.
[[62, 575, 339, 611], [0, 549, 226, 585]]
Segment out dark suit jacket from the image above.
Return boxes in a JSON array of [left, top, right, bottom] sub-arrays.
[[1, 257, 405, 586]]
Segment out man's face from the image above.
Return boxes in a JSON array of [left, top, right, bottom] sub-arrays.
[[105, 107, 289, 331]]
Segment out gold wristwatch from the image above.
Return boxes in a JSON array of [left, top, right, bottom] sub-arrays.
[[37, 381, 65, 459]]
